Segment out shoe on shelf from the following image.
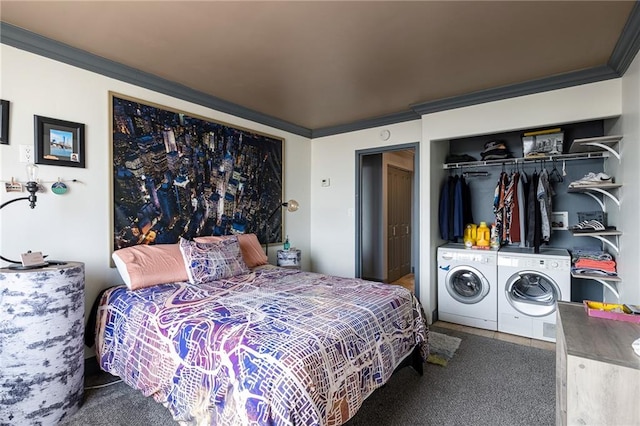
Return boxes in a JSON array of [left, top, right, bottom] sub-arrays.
[[569, 172, 612, 187], [570, 220, 606, 232]]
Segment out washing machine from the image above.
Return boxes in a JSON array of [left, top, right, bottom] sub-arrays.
[[437, 243, 498, 331], [497, 246, 571, 342]]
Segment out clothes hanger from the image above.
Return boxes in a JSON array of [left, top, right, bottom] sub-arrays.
[[550, 159, 564, 182]]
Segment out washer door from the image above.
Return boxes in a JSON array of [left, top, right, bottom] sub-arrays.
[[445, 265, 490, 304], [505, 270, 560, 317]]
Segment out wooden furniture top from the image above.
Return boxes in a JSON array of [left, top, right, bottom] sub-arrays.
[[558, 301, 640, 371]]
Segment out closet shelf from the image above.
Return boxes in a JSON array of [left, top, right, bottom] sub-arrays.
[[567, 184, 622, 209], [570, 230, 622, 237], [571, 272, 621, 282], [571, 273, 622, 300], [569, 135, 622, 162], [567, 183, 621, 191], [571, 273, 620, 299], [442, 151, 608, 170], [571, 230, 621, 254]]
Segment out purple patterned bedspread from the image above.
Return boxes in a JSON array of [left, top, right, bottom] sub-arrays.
[[96, 267, 429, 425]]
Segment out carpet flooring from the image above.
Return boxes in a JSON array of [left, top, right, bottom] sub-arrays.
[[62, 326, 555, 425], [345, 326, 555, 425]]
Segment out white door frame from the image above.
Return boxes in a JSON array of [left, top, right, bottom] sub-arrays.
[[355, 142, 420, 297]]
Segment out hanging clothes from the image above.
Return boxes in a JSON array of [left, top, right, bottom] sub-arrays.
[[537, 168, 554, 243], [493, 172, 509, 246], [439, 176, 451, 240], [508, 172, 521, 244], [517, 171, 528, 248], [526, 171, 539, 249], [453, 176, 464, 239], [448, 175, 457, 241], [461, 176, 474, 227], [439, 174, 474, 242], [502, 172, 516, 244]]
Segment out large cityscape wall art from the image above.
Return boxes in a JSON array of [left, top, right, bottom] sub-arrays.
[[111, 93, 284, 251]]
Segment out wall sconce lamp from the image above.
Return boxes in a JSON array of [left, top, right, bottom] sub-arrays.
[[264, 199, 299, 255], [1, 164, 40, 266]]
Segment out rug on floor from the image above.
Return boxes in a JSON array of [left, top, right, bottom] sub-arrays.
[[427, 331, 462, 366]]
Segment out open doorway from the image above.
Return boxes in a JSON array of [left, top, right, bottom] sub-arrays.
[[355, 143, 419, 297]]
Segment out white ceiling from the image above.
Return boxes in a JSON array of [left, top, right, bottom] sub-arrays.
[[1, 1, 638, 135]]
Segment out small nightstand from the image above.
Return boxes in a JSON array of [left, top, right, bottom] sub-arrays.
[[0, 261, 85, 424], [277, 249, 302, 270]]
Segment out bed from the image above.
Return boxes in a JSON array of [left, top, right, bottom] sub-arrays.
[[95, 235, 429, 425]]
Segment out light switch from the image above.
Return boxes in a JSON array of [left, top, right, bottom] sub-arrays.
[[321, 178, 330, 187]]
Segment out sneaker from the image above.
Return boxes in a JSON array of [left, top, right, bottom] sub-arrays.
[[569, 172, 612, 187], [571, 220, 606, 232]]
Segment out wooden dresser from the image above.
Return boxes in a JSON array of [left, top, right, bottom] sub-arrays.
[[556, 301, 640, 425]]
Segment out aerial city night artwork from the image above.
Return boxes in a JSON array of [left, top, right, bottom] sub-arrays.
[[111, 94, 283, 250]]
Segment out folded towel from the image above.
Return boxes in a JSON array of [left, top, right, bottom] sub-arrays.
[[575, 258, 617, 273]]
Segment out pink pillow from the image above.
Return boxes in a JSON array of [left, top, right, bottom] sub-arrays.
[[194, 233, 268, 268], [237, 234, 268, 267], [112, 243, 188, 290]]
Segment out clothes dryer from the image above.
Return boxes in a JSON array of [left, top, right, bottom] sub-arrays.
[[437, 243, 498, 331], [497, 246, 571, 342]]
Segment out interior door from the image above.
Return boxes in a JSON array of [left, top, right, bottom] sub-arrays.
[[387, 165, 412, 282]]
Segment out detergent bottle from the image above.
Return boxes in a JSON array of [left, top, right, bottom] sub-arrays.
[[490, 223, 500, 249], [463, 224, 477, 248], [476, 222, 490, 247]]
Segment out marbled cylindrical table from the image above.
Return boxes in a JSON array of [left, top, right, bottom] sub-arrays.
[[0, 262, 85, 425]]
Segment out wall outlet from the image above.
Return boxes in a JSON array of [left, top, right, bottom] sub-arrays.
[[19, 145, 34, 163], [321, 178, 330, 187]]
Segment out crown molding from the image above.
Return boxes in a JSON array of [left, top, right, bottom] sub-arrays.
[[410, 65, 619, 116], [608, 1, 640, 75]]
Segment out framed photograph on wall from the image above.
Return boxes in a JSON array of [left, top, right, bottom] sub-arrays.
[[34, 115, 85, 168], [0, 99, 9, 145], [110, 92, 284, 251]]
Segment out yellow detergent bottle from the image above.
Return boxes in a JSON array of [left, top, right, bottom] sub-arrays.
[[476, 222, 490, 247], [463, 224, 477, 248]]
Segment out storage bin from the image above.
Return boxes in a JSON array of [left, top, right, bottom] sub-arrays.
[[583, 301, 640, 324], [577, 211, 607, 226], [522, 130, 564, 157]]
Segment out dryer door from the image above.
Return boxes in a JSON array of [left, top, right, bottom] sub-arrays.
[[505, 270, 560, 317], [445, 265, 490, 304]]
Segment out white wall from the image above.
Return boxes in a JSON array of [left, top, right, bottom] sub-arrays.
[[0, 45, 312, 356], [616, 53, 640, 304], [310, 121, 422, 278]]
